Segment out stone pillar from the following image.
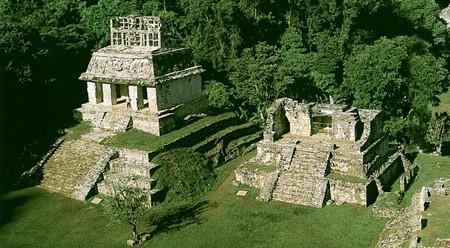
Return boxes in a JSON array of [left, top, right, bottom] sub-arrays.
[[146, 87, 158, 112], [129, 85, 144, 111], [87, 82, 103, 104], [102, 83, 117, 106]]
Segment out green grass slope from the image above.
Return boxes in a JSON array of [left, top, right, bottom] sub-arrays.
[[0, 152, 386, 248]]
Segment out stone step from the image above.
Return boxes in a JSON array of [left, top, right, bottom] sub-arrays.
[[118, 148, 150, 163], [289, 155, 329, 176], [109, 158, 158, 177], [98, 172, 156, 196], [100, 112, 132, 132], [91, 112, 106, 127], [272, 169, 328, 208], [40, 139, 110, 199], [272, 192, 323, 207]]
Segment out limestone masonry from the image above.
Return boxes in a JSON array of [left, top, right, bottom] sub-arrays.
[[42, 16, 209, 204], [77, 16, 206, 136], [235, 98, 409, 207]]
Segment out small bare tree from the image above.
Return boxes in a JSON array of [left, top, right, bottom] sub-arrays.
[[107, 185, 149, 245]]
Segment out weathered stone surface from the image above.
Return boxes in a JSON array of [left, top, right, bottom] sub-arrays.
[[232, 180, 240, 187], [258, 170, 280, 202], [97, 148, 160, 205], [73, 148, 118, 200], [236, 98, 405, 208], [127, 239, 137, 247], [235, 164, 273, 189], [78, 16, 206, 136], [87, 82, 103, 104], [441, 5, 450, 28], [40, 139, 113, 199], [236, 190, 248, 196], [102, 83, 117, 106], [328, 179, 367, 206], [129, 85, 144, 111], [91, 197, 102, 204], [376, 179, 450, 248]]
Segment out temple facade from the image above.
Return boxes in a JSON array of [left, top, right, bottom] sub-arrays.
[[77, 16, 206, 135], [235, 98, 411, 207]]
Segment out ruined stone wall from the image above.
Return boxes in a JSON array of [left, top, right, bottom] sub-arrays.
[[118, 148, 150, 163], [329, 179, 367, 206], [285, 103, 311, 137], [255, 142, 284, 166], [234, 166, 272, 189], [331, 152, 365, 177], [362, 137, 389, 164], [378, 156, 403, 192], [272, 105, 290, 139], [131, 113, 161, 135], [172, 95, 208, 119], [156, 74, 202, 110], [332, 111, 361, 141], [359, 109, 384, 150]]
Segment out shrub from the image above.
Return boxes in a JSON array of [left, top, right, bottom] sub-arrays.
[[152, 148, 216, 202]]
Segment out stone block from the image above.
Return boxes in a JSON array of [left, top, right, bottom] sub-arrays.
[[102, 83, 117, 106], [146, 87, 158, 112], [127, 239, 137, 247], [236, 190, 248, 196], [87, 82, 103, 104], [91, 197, 102, 204], [129, 85, 144, 110]]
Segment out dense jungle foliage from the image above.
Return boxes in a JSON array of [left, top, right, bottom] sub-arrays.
[[1, 0, 450, 192]]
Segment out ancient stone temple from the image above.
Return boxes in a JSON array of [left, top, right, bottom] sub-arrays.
[[235, 98, 411, 207], [77, 16, 205, 135]]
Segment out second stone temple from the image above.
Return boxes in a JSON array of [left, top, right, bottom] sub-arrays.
[[77, 16, 205, 135]]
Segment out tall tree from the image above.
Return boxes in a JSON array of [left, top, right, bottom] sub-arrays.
[[229, 42, 294, 120]]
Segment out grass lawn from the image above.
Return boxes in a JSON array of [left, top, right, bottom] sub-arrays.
[[399, 153, 450, 208], [418, 195, 450, 246], [0, 151, 387, 248], [431, 90, 450, 113], [0, 188, 130, 247], [101, 112, 236, 151], [64, 121, 91, 141]]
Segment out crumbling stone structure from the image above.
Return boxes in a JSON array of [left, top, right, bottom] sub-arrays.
[[77, 16, 205, 135], [377, 179, 450, 248], [235, 98, 405, 207]]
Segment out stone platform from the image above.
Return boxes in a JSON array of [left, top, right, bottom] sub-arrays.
[[235, 98, 406, 207]]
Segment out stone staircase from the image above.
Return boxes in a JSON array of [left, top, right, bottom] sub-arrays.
[[97, 149, 160, 204], [90, 112, 105, 127], [100, 112, 132, 132], [272, 142, 331, 208], [40, 139, 116, 200]]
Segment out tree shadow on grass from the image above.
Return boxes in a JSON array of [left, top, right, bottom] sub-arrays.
[[0, 193, 32, 228], [145, 200, 209, 236]]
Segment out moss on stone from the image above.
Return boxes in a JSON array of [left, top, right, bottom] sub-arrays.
[[101, 112, 237, 151], [242, 162, 278, 173], [327, 171, 368, 184]]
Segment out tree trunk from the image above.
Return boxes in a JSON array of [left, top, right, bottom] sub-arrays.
[[131, 223, 138, 242], [437, 143, 442, 156], [288, 10, 292, 27]]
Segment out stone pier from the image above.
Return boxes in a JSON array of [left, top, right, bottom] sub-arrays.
[[129, 85, 144, 110], [102, 83, 117, 106]]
